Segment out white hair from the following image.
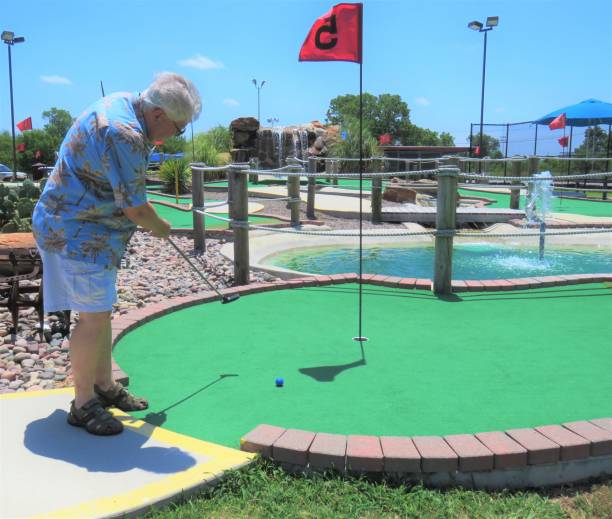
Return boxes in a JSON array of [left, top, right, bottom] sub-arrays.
[[142, 72, 202, 122]]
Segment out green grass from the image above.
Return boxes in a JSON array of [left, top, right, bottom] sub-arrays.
[[143, 460, 611, 519]]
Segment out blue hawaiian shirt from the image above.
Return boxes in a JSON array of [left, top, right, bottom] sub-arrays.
[[33, 92, 150, 268]]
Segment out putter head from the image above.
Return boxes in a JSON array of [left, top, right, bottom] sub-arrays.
[[221, 294, 240, 304]]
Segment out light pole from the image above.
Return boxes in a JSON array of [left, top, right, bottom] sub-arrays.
[[2, 31, 25, 181], [468, 16, 498, 172], [252, 79, 266, 123]]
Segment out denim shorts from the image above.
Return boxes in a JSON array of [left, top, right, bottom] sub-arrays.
[[39, 249, 118, 313]]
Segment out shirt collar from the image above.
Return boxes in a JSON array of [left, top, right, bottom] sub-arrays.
[[132, 93, 153, 146]]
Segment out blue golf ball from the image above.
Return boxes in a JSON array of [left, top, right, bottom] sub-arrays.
[[275, 377, 284, 387]]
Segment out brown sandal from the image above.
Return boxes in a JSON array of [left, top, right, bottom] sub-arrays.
[[67, 398, 124, 435], [94, 382, 149, 411]]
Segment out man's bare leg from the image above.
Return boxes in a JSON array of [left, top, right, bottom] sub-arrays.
[[94, 312, 114, 392], [69, 310, 112, 408]]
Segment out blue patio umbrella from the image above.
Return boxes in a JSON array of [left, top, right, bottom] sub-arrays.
[[535, 98, 612, 127]]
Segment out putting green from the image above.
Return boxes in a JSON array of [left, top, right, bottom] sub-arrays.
[[114, 283, 612, 449], [459, 188, 612, 218]]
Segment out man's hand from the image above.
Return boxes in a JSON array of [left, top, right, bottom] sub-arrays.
[[123, 203, 171, 238], [150, 218, 171, 238]]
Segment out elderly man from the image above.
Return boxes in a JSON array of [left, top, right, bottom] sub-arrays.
[[32, 72, 201, 435]]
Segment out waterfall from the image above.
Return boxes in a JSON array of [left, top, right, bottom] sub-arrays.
[[292, 128, 309, 160]]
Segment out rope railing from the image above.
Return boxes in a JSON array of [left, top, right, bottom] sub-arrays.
[[460, 156, 612, 163], [459, 171, 612, 182], [242, 167, 440, 179], [291, 155, 612, 165], [192, 206, 612, 238]]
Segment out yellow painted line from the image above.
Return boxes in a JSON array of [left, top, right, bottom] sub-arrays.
[[36, 410, 255, 518], [3, 388, 255, 518]]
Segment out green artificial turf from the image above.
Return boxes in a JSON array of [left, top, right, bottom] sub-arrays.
[[459, 188, 612, 218], [115, 283, 612, 449], [148, 198, 284, 229]]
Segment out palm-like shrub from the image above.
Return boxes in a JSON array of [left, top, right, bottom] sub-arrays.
[[330, 118, 381, 172], [190, 126, 232, 181], [158, 158, 191, 195]]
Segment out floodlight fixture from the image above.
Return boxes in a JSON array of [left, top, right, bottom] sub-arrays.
[[252, 79, 267, 122], [467, 17, 499, 172], [3, 30, 25, 180]]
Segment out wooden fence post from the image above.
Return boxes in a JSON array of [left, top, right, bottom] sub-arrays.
[[307, 157, 316, 220], [288, 167, 301, 226], [433, 166, 458, 295], [230, 166, 250, 285], [191, 166, 206, 251], [528, 156, 540, 177], [510, 159, 522, 209]]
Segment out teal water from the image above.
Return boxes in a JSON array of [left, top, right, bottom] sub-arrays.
[[270, 243, 612, 279]]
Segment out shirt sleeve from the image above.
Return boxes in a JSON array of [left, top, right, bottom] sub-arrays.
[[104, 123, 148, 208]]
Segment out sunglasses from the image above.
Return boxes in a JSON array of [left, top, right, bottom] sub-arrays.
[[172, 120, 187, 137]]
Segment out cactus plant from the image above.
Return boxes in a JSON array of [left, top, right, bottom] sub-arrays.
[[0, 179, 41, 233]]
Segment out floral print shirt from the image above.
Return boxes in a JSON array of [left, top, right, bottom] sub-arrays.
[[33, 92, 150, 267]]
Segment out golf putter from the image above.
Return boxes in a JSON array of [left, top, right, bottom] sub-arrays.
[[166, 237, 239, 304]]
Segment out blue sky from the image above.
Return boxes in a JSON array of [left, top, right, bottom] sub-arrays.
[[2, 0, 611, 148]]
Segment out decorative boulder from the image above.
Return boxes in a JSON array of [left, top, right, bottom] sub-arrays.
[[383, 186, 418, 203]]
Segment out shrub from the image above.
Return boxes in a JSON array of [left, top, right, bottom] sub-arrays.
[[158, 158, 191, 195], [0, 180, 40, 233], [330, 118, 381, 172]]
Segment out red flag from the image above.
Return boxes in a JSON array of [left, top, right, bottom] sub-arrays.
[[379, 134, 392, 145], [16, 142, 26, 153], [299, 3, 362, 63], [35, 150, 42, 159], [548, 113, 566, 130], [557, 136, 569, 147], [16, 117, 32, 132], [474, 146, 481, 156]]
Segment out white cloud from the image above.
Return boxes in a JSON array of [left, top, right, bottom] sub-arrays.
[[415, 97, 430, 106], [223, 98, 239, 107], [178, 54, 224, 70], [40, 75, 72, 85]]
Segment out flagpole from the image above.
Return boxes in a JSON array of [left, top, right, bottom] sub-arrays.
[[358, 60, 363, 340], [353, 4, 367, 345]]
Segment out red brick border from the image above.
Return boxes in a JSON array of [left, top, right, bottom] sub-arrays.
[[108, 273, 612, 485]]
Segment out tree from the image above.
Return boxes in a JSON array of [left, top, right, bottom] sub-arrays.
[[473, 133, 503, 158], [42, 107, 74, 149], [572, 126, 609, 158], [327, 93, 410, 141], [327, 92, 455, 147], [16, 130, 56, 173], [439, 132, 455, 146], [0, 132, 14, 167], [572, 126, 610, 175]]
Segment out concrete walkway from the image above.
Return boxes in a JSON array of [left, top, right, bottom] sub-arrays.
[[0, 388, 254, 518]]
